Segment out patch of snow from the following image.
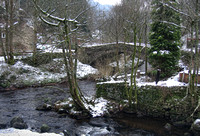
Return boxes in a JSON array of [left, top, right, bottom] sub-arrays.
[[179, 59, 187, 70], [85, 97, 108, 117], [77, 60, 98, 78], [160, 50, 170, 55], [0, 56, 5, 62], [153, 51, 157, 54], [11, 61, 65, 84], [81, 42, 150, 48], [13, 22, 19, 25], [0, 128, 63, 136], [152, 50, 170, 55], [97, 80, 125, 85]]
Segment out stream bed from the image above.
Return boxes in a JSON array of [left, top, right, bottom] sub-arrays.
[[0, 80, 187, 136]]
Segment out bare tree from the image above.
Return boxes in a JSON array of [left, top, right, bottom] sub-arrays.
[[33, 0, 92, 113], [4, 0, 15, 64], [120, 0, 150, 108]]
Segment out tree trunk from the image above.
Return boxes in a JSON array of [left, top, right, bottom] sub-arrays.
[[63, 23, 87, 111], [0, 28, 7, 62], [8, 0, 14, 65], [32, 4, 38, 64], [123, 29, 129, 101], [129, 26, 137, 108], [144, 24, 148, 77], [133, 38, 142, 109], [189, 21, 195, 97], [192, 0, 199, 97], [115, 27, 120, 76], [5, 0, 9, 63]]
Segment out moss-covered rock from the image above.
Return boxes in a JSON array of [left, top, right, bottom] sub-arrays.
[[40, 124, 51, 133], [10, 117, 28, 129]]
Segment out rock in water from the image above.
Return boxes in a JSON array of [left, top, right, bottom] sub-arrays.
[[0, 123, 7, 129], [10, 117, 28, 129], [36, 104, 52, 111], [164, 123, 172, 132], [191, 119, 200, 136], [40, 124, 51, 133]]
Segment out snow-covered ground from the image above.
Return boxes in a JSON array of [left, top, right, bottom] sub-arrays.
[[0, 58, 98, 86], [98, 72, 188, 87], [0, 128, 63, 136], [0, 45, 98, 86], [137, 72, 187, 87]]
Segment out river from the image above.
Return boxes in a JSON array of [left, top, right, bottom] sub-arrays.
[[0, 80, 187, 136]]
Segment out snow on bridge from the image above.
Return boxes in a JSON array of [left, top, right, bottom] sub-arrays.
[[81, 42, 150, 48]]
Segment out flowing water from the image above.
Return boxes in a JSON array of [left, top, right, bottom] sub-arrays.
[[0, 81, 187, 136]]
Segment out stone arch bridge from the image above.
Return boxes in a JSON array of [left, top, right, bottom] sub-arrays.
[[77, 42, 148, 66]]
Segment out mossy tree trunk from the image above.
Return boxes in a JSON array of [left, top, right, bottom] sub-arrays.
[[192, 0, 199, 101], [188, 21, 195, 100], [33, 0, 90, 113], [128, 27, 143, 109], [188, 0, 199, 103]]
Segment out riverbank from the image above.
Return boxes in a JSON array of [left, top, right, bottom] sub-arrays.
[[0, 57, 98, 89]]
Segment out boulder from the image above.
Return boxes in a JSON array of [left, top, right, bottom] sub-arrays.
[[0, 123, 7, 129], [36, 104, 52, 111], [173, 121, 189, 128], [58, 108, 67, 114], [54, 100, 73, 112], [10, 117, 28, 129], [164, 123, 172, 132], [89, 118, 109, 127], [40, 124, 51, 133], [191, 119, 200, 136]]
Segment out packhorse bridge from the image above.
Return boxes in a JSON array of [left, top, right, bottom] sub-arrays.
[[78, 42, 148, 66]]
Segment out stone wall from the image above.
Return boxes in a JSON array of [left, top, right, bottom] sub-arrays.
[[96, 83, 200, 122]]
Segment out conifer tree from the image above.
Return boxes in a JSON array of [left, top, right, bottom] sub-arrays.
[[149, 0, 181, 77]]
